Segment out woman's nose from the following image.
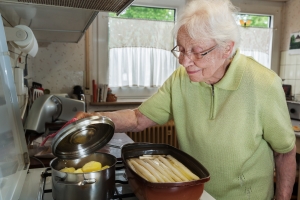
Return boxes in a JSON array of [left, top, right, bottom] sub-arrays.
[[179, 54, 194, 67]]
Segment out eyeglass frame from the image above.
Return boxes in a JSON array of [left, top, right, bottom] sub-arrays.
[[171, 44, 218, 60]]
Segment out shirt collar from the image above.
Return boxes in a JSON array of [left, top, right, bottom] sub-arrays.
[[192, 49, 245, 90], [213, 49, 245, 90]]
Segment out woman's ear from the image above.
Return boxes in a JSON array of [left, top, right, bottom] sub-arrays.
[[222, 41, 234, 59]]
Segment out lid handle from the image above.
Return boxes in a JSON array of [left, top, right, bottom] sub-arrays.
[[40, 117, 78, 146]]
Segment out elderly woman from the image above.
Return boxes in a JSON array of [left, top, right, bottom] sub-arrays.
[[77, 0, 296, 199]]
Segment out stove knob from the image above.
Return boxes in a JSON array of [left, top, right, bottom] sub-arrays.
[[290, 108, 296, 113]]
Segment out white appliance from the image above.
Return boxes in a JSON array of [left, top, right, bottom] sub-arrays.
[[24, 94, 85, 134], [287, 101, 300, 137]]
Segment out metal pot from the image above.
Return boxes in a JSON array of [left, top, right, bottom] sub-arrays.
[[50, 153, 117, 200], [50, 116, 116, 200], [121, 143, 210, 200]]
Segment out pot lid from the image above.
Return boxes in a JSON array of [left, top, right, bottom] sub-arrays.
[[51, 116, 115, 159]]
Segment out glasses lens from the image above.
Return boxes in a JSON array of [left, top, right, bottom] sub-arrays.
[[172, 46, 180, 58]]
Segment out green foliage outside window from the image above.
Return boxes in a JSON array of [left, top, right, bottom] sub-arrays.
[[237, 14, 271, 28], [109, 6, 175, 21], [110, 6, 269, 28]]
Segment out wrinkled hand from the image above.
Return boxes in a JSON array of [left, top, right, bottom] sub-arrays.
[[74, 111, 95, 120]]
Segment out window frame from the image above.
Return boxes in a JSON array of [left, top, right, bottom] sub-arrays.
[[107, 4, 179, 101]]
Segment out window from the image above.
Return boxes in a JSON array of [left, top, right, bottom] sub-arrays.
[[109, 6, 175, 21], [236, 14, 273, 68], [108, 6, 177, 90]]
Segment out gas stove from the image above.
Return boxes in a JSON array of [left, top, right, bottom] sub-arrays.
[[19, 162, 215, 200], [19, 161, 138, 200]]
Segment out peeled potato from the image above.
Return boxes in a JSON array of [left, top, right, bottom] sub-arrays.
[[59, 161, 108, 173], [60, 167, 76, 173], [74, 168, 83, 173], [101, 165, 109, 170], [82, 161, 102, 172]]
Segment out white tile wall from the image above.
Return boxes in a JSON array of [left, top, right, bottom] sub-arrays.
[[280, 51, 300, 96]]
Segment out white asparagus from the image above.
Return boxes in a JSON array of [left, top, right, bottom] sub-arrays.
[[166, 155, 200, 180], [157, 156, 189, 182], [139, 156, 155, 160], [133, 158, 165, 183], [129, 159, 158, 182], [127, 160, 136, 172], [145, 159, 174, 182], [128, 160, 149, 180], [134, 167, 149, 181], [154, 158, 182, 182], [128, 159, 149, 180]]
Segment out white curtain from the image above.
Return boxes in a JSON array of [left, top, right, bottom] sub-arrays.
[[239, 27, 273, 68], [108, 17, 177, 87], [108, 18, 273, 88]]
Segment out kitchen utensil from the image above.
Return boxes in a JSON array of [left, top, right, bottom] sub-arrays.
[[50, 116, 116, 200], [32, 81, 42, 89], [50, 153, 117, 200], [32, 88, 44, 101], [121, 143, 210, 200]]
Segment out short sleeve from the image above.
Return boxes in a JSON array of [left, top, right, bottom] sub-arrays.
[[138, 74, 174, 125], [262, 75, 295, 153]]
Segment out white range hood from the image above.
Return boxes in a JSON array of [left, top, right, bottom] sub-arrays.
[[0, 0, 134, 43]]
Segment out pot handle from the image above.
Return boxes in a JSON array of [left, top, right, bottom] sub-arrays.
[[55, 176, 96, 185]]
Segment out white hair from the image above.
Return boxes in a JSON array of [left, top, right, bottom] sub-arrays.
[[174, 0, 241, 57]]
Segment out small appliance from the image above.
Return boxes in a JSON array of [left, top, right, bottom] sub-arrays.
[[24, 94, 85, 134], [287, 101, 300, 121]]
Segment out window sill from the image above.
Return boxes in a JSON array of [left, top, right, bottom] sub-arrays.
[[88, 101, 144, 112], [89, 101, 143, 106]]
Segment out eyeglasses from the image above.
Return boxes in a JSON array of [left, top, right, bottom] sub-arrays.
[[171, 44, 218, 60]]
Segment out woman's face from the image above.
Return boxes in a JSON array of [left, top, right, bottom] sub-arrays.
[[176, 28, 232, 84]]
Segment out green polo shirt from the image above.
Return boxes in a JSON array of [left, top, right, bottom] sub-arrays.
[[138, 50, 295, 200]]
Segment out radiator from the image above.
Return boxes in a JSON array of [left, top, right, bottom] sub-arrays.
[[126, 120, 179, 148]]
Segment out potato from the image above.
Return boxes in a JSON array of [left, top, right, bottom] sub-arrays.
[[101, 165, 109, 170], [74, 168, 83, 173], [60, 167, 76, 173], [59, 161, 108, 173], [82, 161, 102, 172]]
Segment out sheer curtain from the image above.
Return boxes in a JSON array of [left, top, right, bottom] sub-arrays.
[[108, 18, 273, 88], [239, 27, 273, 68], [108, 17, 177, 87]]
